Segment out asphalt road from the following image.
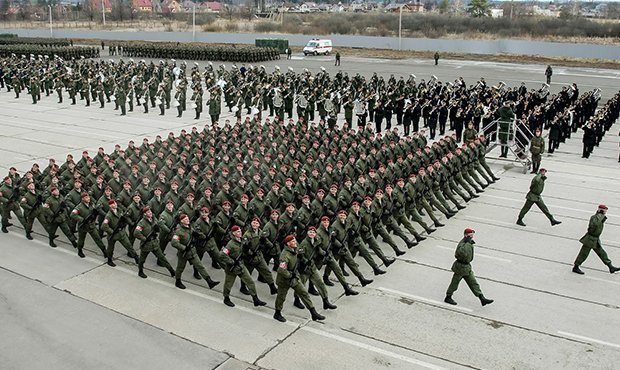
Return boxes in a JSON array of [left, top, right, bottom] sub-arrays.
[[0, 56, 619, 369]]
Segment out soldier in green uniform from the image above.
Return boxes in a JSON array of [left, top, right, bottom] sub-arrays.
[[529, 128, 544, 174], [70, 192, 108, 259], [219, 225, 267, 308], [43, 186, 78, 248], [240, 217, 278, 295], [316, 216, 359, 296], [0, 175, 27, 234], [158, 199, 177, 260], [192, 206, 222, 274], [298, 226, 338, 310], [328, 209, 374, 286], [171, 213, 220, 290], [498, 101, 514, 158], [444, 228, 494, 307], [101, 199, 140, 267], [572, 205, 620, 275], [516, 168, 561, 227], [273, 234, 325, 323], [134, 206, 176, 279], [20, 182, 48, 240]]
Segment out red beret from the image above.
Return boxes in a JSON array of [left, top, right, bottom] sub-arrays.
[[598, 204, 608, 210], [251, 217, 261, 224], [464, 228, 475, 234], [320, 216, 330, 222], [241, 194, 249, 200], [364, 196, 373, 201], [200, 207, 209, 213], [271, 209, 280, 215], [178, 214, 189, 221], [81, 192, 90, 198], [231, 225, 241, 232], [539, 168, 547, 172], [308, 226, 316, 232], [142, 206, 151, 214], [283, 235, 295, 244], [338, 209, 347, 215], [222, 200, 231, 206], [352, 201, 360, 206]]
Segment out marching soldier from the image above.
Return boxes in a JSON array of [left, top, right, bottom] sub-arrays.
[[134, 206, 176, 279], [0, 176, 27, 234], [572, 205, 620, 275], [444, 228, 494, 307], [71, 192, 108, 259], [273, 234, 325, 323], [43, 186, 78, 248], [171, 213, 220, 290], [516, 168, 562, 227], [101, 199, 140, 267], [219, 225, 267, 308], [529, 128, 545, 174]]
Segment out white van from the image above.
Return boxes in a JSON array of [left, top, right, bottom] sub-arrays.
[[303, 39, 333, 56]]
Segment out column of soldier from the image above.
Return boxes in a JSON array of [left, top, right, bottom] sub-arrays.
[[0, 57, 608, 322]]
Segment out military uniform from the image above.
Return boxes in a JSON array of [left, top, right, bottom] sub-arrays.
[[572, 206, 619, 275], [134, 213, 175, 278], [517, 171, 561, 226]]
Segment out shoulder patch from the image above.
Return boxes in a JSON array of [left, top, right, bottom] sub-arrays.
[[103, 219, 109, 224], [135, 225, 143, 231], [279, 261, 288, 269], [72, 209, 80, 215], [21, 197, 27, 203], [222, 248, 230, 255], [172, 235, 180, 241]]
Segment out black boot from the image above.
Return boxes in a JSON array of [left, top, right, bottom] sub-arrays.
[[516, 219, 526, 227], [193, 268, 201, 280], [456, 204, 466, 210], [550, 219, 562, 226], [138, 265, 147, 279], [434, 221, 445, 227], [26, 231, 33, 240], [479, 294, 494, 306], [322, 298, 337, 310], [359, 276, 373, 287], [308, 282, 319, 296], [309, 307, 325, 321], [70, 239, 78, 249], [383, 257, 395, 267], [78, 248, 85, 258], [425, 227, 436, 234], [252, 295, 267, 307], [344, 285, 359, 296], [1, 226, 8, 233], [240, 282, 250, 295], [107, 257, 116, 267], [394, 247, 406, 256], [167, 267, 176, 277], [206, 276, 220, 289], [607, 263, 620, 274], [273, 310, 286, 322], [407, 240, 418, 249], [414, 233, 426, 242], [257, 274, 267, 283], [572, 265, 584, 275], [175, 279, 186, 290], [49, 238, 57, 248], [223, 296, 235, 307], [269, 283, 278, 295], [323, 274, 334, 286], [444, 295, 457, 305], [373, 266, 386, 275], [293, 296, 305, 309]]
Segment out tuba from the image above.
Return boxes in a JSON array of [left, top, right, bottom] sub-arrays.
[[297, 94, 308, 109], [324, 99, 335, 113], [273, 89, 283, 108], [354, 99, 366, 115]]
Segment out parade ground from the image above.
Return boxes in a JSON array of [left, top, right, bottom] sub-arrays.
[[0, 55, 619, 369]]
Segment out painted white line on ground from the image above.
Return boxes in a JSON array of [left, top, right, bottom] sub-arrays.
[[377, 287, 474, 313], [436, 245, 512, 263], [584, 275, 620, 286], [557, 331, 620, 349], [302, 326, 448, 370], [464, 215, 523, 228], [11, 233, 103, 265]]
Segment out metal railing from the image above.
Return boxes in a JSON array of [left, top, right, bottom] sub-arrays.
[[481, 118, 534, 174]]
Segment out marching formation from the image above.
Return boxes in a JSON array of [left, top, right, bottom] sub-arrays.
[[1, 54, 618, 323]]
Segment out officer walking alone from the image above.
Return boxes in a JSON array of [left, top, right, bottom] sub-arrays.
[[444, 228, 494, 307], [572, 204, 620, 275]]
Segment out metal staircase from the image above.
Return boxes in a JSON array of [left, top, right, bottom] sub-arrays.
[[481, 118, 534, 174]]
